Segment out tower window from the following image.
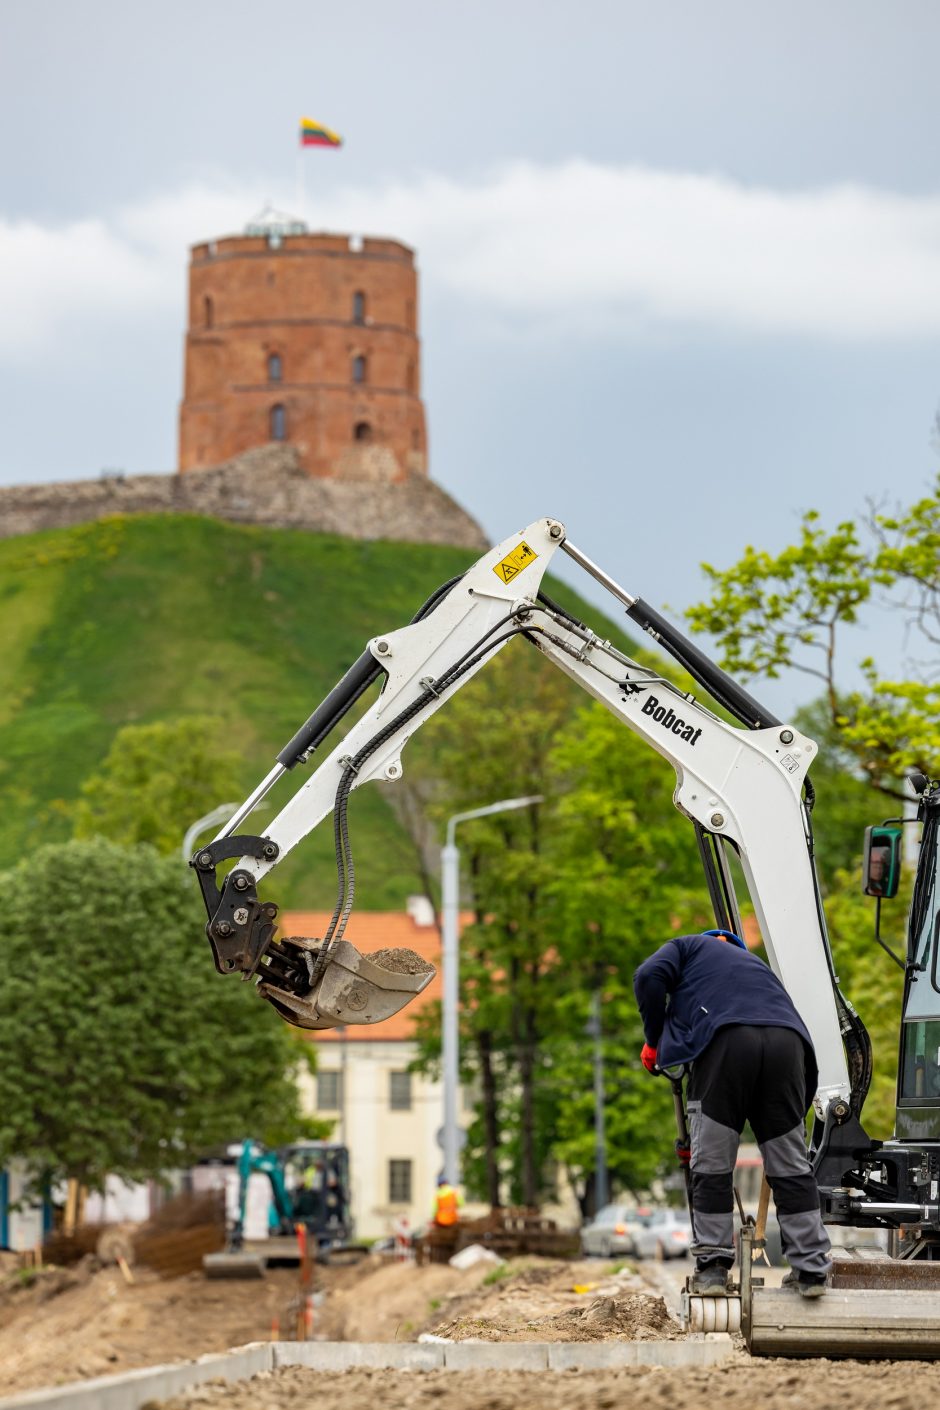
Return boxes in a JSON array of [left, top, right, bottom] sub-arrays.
[[270, 404, 287, 441], [204, 295, 214, 328], [268, 352, 282, 383], [354, 421, 373, 443], [352, 355, 367, 384], [353, 291, 366, 324]]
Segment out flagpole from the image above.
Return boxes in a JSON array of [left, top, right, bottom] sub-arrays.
[[295, 142, 304, 221]]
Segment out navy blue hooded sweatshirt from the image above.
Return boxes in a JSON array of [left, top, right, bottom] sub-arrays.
[[633, 934, 817, 1100]]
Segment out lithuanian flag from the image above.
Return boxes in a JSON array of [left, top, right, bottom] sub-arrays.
[[299, 117, 343, 148]]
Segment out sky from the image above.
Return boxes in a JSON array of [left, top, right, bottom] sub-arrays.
[[2, 0, 939, 716]]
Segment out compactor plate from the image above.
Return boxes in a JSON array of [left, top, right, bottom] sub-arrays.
[[747, 1261, 940, 1359]]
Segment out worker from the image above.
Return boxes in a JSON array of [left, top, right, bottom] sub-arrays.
[[633, 928, 831, 1299], [433, 1176, 462, 1227]]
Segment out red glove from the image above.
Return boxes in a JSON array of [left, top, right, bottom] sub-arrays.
[[675, 1139, 691, 1167], [640, 1043, 658, 1073]]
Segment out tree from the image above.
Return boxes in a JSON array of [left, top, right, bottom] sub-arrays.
[[0, 839, 319, 1194], [685, 474, 940, 796], [72, 716, 243, 855]]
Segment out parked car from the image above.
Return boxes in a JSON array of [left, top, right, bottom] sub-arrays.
[[580, 1203, 639, 1258], [627, 1206, 692, 1260]]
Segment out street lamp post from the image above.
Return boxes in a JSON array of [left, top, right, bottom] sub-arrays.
[[441, 795, 543, 1187], [181, 803, 241, 865]]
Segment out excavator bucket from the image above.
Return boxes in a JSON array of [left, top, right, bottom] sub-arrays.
[[258, 939, 435, 1030]]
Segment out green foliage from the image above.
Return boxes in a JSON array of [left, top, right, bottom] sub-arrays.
[[791, 699, 887, 883], [824, 869, 907, 1136], [72, 716, 243, 854], [482, 1263, 514, 1286], [685, 474, 940, 794], [0, 514, 620, 910], [0, 838, 315, 1192]]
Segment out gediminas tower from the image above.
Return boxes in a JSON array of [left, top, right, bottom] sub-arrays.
[[178, 210, 427, 482]]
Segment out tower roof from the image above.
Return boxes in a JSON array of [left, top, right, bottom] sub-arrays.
[[243, 203, 309, 240]]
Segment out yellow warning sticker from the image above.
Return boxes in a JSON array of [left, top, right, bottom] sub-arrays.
[[493, 540, 539, 585]]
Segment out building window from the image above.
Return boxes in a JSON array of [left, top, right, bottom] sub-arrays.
[[352, 355, 367, 385], [317, 1071, 343, 1110], [270, 403, 286, 441], [354, 421, 372, 443], [353, 290, 366, 324], [268, 352, 282, 383], [204, 295, 214, 328], [389, 1159, 412, 1203], [389, 1071, 412, 1111]]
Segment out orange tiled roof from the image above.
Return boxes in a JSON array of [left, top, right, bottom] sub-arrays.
[[279, 910, 469, 1043]]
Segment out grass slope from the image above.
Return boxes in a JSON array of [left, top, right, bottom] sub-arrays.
[[0, 513, 641, 909]]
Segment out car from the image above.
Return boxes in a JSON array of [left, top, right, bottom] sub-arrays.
[[580, 1203, 640, 1258], [626, 1206, 692, 1260]]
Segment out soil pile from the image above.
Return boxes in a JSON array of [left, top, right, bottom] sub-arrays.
[[152, 1361, 940, 1410], [430, 1260, 673, 1342], [366, 948, 434, 975]]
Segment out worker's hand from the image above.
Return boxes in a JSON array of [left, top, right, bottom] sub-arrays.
[[640, 1043, 659, 1073], [675, 1139, 691, 1167]]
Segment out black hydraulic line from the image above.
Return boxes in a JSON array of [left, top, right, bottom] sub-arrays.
[[624, 597, 781, 731], [275, 573, 466, 769], [536, 589, 588, 631], [694, 824, 733, 934]]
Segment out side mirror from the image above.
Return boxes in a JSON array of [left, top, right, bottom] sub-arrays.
[[862, 825, 902, 899]]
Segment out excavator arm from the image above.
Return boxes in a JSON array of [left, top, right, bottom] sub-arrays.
[[191, 516, 862, 1122]]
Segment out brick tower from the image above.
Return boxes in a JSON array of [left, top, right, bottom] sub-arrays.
[[178, 210, 427, 481]]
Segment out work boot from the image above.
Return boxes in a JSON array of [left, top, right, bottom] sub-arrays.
[[782, 1269, 829, 1299], [691, 1262, 731, 1296]]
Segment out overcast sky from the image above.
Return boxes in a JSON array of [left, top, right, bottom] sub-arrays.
[[2, 0, 939, 715]]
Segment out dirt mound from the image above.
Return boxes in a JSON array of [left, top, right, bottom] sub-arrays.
[[437, 1292, 678, 1343], [365, 948, 434, 975]]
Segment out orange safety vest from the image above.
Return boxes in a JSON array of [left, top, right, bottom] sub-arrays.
[[434, 1185, 459, 1226]]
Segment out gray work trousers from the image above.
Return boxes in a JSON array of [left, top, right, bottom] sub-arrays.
[[687, 1024, 831, 1277]]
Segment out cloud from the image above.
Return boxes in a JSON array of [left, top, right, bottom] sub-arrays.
[[3, 160, 940, 361]]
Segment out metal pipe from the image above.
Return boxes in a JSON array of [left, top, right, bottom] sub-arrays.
[[215, 763, 285, 839], [560, 538, 638, 610], [849, 1201, 940, 1219]]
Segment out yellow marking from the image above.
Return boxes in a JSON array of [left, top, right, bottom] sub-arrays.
[[493, 540, 539, 585]]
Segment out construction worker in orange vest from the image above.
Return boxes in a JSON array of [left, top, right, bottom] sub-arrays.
[[433, 1176, 462, 1227]]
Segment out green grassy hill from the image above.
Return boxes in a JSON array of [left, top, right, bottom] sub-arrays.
[[0, 513, 640, 909]]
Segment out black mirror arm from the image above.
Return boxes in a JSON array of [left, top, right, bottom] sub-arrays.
[[874, 896, 905, 971]]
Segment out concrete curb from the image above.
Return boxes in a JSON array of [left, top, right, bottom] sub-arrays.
[[0, 1336, 736, 1407], [0, 1344, 273, 1410]]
